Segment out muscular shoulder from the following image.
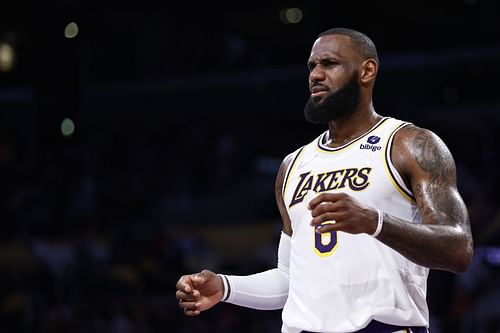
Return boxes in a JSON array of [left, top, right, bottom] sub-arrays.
[[275, 151, 299, 204], [276, 147, 304, 185], [392, 124, 457, 185], [279, 152, 296, 175], [275, 151, 299, 236]]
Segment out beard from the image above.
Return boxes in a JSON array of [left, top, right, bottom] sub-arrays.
[[304, 72, 361, 125]]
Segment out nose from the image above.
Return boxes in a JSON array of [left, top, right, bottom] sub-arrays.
[[309, 65, 325, 83]]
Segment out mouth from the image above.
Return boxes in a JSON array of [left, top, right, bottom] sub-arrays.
[[311, 90, 328, 98], [310, 85, 329, 98]]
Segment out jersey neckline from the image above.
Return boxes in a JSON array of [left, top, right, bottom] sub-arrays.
[[316, 117, 390, 153]]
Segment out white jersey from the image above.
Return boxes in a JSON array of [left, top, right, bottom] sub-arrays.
[[281, 117, 429, 333]]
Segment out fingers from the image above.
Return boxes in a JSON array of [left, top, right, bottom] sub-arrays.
[[176, 271, 216, 317], [176, 289, 200, 302], [198, 269, 215, 280], [176, 275, 201, 301], [308, 194, 347, 232], [311, 211, 339, 227], [176, 276, 203, 316], [314, 221, 345, 233], [310, 201, 346, 227], [310, 202, 338, 218], [176, 275, 194, 294], [308, 192, 347, 210], [178, 299, 202, 316], [186, 270, 214, 289], [176, 271, 212, 291], [308, 192, 351, 227], [307, 192, 375, 235], [176, 275, 201, 303]]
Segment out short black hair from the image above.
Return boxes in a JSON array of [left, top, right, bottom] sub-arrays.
[[318, 28, 379, 63]]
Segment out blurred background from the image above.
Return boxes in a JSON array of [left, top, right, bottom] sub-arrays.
[[0, 1, 499, 332]]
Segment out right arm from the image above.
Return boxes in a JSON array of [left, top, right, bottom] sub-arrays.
[[176, 154, 294, 316]]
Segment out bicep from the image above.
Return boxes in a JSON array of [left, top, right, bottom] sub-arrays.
[[393, 126, 470, 228]]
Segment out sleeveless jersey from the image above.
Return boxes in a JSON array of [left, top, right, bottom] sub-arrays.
[[281, 117, 429, 333]]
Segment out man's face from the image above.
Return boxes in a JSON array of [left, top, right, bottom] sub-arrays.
[[303, 35, 361, 125], [304, 70, 360, 124]]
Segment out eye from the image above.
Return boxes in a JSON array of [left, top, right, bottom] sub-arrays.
[[322, 60, 338, 68], [307, 59, 339, 72]]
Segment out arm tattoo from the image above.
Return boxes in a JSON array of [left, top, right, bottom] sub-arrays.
[[376, 127, 473, 272], [414, 132, 453, 181], [412, 131, 462, 225]]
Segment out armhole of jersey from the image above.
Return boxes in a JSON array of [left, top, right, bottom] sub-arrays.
[[282, 146, 305, 198], [384, 122, 416, 202]]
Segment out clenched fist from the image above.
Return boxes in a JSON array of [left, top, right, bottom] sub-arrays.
[[175, 270, 224, 316]]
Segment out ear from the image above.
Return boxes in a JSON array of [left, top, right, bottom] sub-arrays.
[[360, 59, 378, 84]]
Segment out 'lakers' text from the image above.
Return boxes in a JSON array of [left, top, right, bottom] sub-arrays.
[[289, 167, 372, 207]]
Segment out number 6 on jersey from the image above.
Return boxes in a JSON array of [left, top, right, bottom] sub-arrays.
[[314, 223, 338, 257]]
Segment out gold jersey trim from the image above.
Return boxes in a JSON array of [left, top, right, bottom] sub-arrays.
[[384, 122, 416, 202], [282, 146, 305, 197]]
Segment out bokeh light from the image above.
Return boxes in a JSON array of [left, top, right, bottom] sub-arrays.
[[61, 118, 75, 137], [0, 42, 15, 72], [279, 8, 303, 24], [64, 22, 79, 39]]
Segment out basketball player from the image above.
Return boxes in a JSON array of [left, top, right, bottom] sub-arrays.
[[175, 28, 473, 333]]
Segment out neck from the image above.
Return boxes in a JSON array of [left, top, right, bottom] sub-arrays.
[[326, 103, 382, 148]]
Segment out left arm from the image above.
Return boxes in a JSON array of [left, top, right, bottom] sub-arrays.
[[378, 125, 473, 273], [309, 125, 473, 273]]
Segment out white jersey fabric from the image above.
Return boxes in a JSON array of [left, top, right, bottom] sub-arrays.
[[281, 117, 429, 333]]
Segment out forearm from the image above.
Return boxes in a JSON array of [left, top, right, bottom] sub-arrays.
[[377, 212, 473, 273], [220, 232, 290, 310], [221, 268, 289, 310]]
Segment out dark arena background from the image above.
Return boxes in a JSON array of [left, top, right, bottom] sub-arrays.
[[0, 1, 499, 332]]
